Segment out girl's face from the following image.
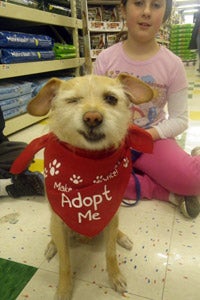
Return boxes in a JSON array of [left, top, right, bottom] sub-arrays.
[[122, 0, 166, 43]]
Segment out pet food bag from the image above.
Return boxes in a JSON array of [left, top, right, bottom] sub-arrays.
[[0, 31, 54, 49]]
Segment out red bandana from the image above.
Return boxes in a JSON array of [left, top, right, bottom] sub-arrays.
[[11, 125, 153, 237]]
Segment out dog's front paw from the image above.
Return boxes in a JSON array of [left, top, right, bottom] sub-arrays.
[[54, 286, 73, 300], [111, 272, 127, 294], [45, 240, 57, 262], [54, 292, 71, 300]]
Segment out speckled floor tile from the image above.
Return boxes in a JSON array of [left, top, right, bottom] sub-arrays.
[[185, 120, 200, 153], [163, 215, 200, 300], [17, 268, 152, 300], [0, 196, 51, 266], [39, 204, 174, 300]]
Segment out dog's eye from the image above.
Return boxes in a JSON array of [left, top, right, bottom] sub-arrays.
[[67, 97, 81, 104], [104, 93, 118, 106]]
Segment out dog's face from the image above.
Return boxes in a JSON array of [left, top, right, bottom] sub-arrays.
[[28, 74, 153, 150]]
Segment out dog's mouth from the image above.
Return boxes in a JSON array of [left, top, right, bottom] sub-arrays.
[[78, 130, 105, 142]]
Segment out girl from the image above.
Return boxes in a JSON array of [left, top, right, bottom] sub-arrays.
[[93, 0, 200, 218]]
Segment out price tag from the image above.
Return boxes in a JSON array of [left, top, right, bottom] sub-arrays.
[[2, 64, 10, 70]]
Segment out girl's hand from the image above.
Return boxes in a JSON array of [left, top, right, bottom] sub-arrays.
[[146, 127, 160, 141]]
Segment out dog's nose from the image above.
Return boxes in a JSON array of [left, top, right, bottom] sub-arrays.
[[83, 111, 103, 128]]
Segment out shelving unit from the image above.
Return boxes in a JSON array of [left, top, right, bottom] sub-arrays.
[[88, 0, 119, 3], [0, 1, 82, 27], [87, 0, 122, 59], [88, 20, 123, 59], [0, 0, 86, 135], [156, 26, 170, 47], [1, 59, 85, 80]]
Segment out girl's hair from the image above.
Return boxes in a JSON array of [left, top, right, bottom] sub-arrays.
[[121, 0, 172, 22], [116, 0, 172, 42]]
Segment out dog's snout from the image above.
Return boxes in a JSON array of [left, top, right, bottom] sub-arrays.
[[83, 111, 103, 128]]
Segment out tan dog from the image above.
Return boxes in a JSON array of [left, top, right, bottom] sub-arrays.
[[27, 74, 153, 300]]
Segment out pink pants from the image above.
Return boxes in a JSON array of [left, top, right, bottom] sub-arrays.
[[124, 139, 200, 201]]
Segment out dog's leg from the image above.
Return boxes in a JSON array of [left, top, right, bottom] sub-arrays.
[[117, 230, 133, 250], [50, 213, 73, 300], [105, 214, 127, 294], [44, 229, 133, 262]]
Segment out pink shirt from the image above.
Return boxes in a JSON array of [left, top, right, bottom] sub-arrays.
[[94, 43, 188, 135]]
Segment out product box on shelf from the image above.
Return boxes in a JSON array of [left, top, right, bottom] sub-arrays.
[[106, 33, 118, 47], [105, 22, 122, 31], [102, 6, 119, 22], [88, 6, 102, 21], [90, 33, 106, 50], [88, 20, 106, 31], [88, 21, 123, 32], [6, 0, 39, 9], [90, 48, 102, 59]]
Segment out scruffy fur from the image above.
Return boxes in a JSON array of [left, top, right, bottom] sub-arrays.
[[28, 74, 153, 300]]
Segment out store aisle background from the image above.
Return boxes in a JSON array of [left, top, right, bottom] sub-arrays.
[[0, 65, 200, 300]]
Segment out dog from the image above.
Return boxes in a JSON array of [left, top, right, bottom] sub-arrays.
[[11, 74, 153, 300]]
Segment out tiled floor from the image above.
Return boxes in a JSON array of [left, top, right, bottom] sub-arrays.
[[0, 65, 200, 300]]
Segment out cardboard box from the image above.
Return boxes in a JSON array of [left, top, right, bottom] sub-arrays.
[[106, 33, 118, 47], [90, 49, 103, 59], [105, 22, 122, 31], [90, 33, 106, 49], [88, 7, 102, 21], [88, 20, 106, 31]]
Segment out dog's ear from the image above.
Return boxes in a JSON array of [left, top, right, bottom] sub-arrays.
[[27, 78, 62, 116], [117, 73, 154, 104]]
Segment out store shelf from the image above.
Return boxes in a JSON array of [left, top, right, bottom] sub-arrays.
[[0, 0, 87, 134], [88, 20, 122, 32], [157, 39, 170, 45], [0, 1, 82, 29], [88, 0, 120, 4], [4, 113, 47, 136], [0, 58, 85, 79], [87, 1, 122, 60]]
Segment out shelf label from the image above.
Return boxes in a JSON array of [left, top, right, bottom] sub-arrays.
[[1, 64, 10, 70]]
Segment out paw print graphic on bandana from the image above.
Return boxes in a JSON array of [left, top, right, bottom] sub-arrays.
[[93, 175, 103, 184], [123, 157, 129, 168], [70, 174, 83, 185], [44, 159, 61, 177]]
